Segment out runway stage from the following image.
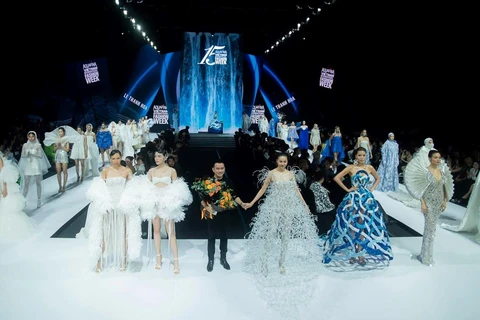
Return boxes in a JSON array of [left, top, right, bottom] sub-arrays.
[[0, 167, 479, 320]]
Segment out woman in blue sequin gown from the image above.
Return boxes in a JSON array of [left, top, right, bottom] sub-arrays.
[[323, 147, 393, 269], [377, 132, 399, 192]]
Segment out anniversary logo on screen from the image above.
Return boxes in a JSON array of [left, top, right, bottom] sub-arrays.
[[198, 45, 228, 65], [83, 62, 100, 84], [153, 105, 169, 124], [319, 68, 334, 89]]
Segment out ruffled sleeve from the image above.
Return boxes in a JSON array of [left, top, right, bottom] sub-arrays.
[[441, 163, 454, 201], [404, 159, 430, 200], [86, 177, 114, 215], [161, 178, 193, 212], [253, 166, 271, 188]]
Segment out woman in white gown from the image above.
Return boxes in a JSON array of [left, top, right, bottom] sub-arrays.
[[85, 150, 142, 272], [70, 126, 87, 183], [84, 124, 99, 177], [0, 156, 35, 241], [243, 153, 321, 276], [19, 131, 51, 208], [143, 151, 192, 274]]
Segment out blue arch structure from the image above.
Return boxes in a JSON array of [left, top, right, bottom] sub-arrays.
[[262, 63, 298, 115]]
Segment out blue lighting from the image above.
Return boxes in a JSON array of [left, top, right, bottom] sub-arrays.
[[260, 88, 278, 122], [121, 61, 158, 108], [263, 63, 298, 114]]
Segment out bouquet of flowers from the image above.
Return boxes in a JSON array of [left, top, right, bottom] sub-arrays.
[[192, 177, 237, 219]]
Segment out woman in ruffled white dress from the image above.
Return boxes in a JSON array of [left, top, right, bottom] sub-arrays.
[[404, 149, 454, 265], [108, 121, 119, 150], [0, 156, 36, 241], [355, 129, 373, 164], [84, 123, 100, 177], [85, 150, 142, 272], [143, 151, 192, 274], [19, 131, 51, 208], [243, 153, 321, 277], [70, 126, 87, 183], [258, 115, 269, 134], [116, 120, 125, 154], [143, 116, 154, 144], [309, 123, 321, 152], [387, 137, 436, 208], [44, 126, 80, 193], [441, 177, 480, 243]]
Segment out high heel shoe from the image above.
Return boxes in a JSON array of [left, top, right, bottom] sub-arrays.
[[173, 258, 180, 275], [155, 254, 162, 270]]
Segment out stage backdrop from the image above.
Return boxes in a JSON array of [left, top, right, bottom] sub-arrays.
[[117, 41, 298, 133], [179, 32, 243, 133]]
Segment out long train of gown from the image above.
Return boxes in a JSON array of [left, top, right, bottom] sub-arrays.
[[0, 159, 36, 241], [322, 170, 393, 270], [441, 174, 480, 243], [243, 168, 322, 316]]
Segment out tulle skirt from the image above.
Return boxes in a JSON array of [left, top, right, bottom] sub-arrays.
[[0, 193, 35, 240]]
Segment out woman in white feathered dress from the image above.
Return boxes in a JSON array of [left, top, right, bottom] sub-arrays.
[[143, 150, 192, 274], [19, 131, 51, 208], [0, 156, 36, 240], [85, 150, 143, 272]]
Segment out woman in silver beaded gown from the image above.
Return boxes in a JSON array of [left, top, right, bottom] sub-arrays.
[[404, 149, 454, 266]]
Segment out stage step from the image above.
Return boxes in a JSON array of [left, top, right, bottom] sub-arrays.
[[188, 133, 236, 149]]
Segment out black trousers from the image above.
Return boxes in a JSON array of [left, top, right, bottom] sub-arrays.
[[206, 210, 231, 259], [207, 238, 228, 259]]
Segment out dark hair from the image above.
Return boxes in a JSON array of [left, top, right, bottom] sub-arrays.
[[276, 152, 289, 160], [58, 127, 65, 133], [353, 147, 367, 158], [120, 160, 127, 167], [110, 149, 122, 158], [212, 159, 225, 168], [167, 156, 175, 162], [428, 150, 440, 158], [154, 149, 168, 158], [125, 156, 134, 161]]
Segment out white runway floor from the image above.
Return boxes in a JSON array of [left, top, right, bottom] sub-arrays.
[[1, 167, 479, 320]]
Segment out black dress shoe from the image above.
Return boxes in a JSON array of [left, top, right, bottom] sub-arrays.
[[220, 258, 230, 270], [207, 259, 214, 272]]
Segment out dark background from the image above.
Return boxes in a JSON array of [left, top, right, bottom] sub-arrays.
[[20, 1, 475, 148]]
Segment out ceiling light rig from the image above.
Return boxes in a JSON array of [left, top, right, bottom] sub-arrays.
[[114, 0, 159, 52], [265, 7, 321, 55]]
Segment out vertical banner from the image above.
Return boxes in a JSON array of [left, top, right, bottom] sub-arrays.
[[179, 32, 243, 133], [250, 105, 265, 124], [153, 104, 169, 125], [319, 68, 335, 89]]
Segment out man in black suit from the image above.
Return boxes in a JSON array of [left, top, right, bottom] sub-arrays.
[[200, 160, 247, 272]]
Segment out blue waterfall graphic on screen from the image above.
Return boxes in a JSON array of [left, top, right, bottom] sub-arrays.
[[180, 32, 243, 133]]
